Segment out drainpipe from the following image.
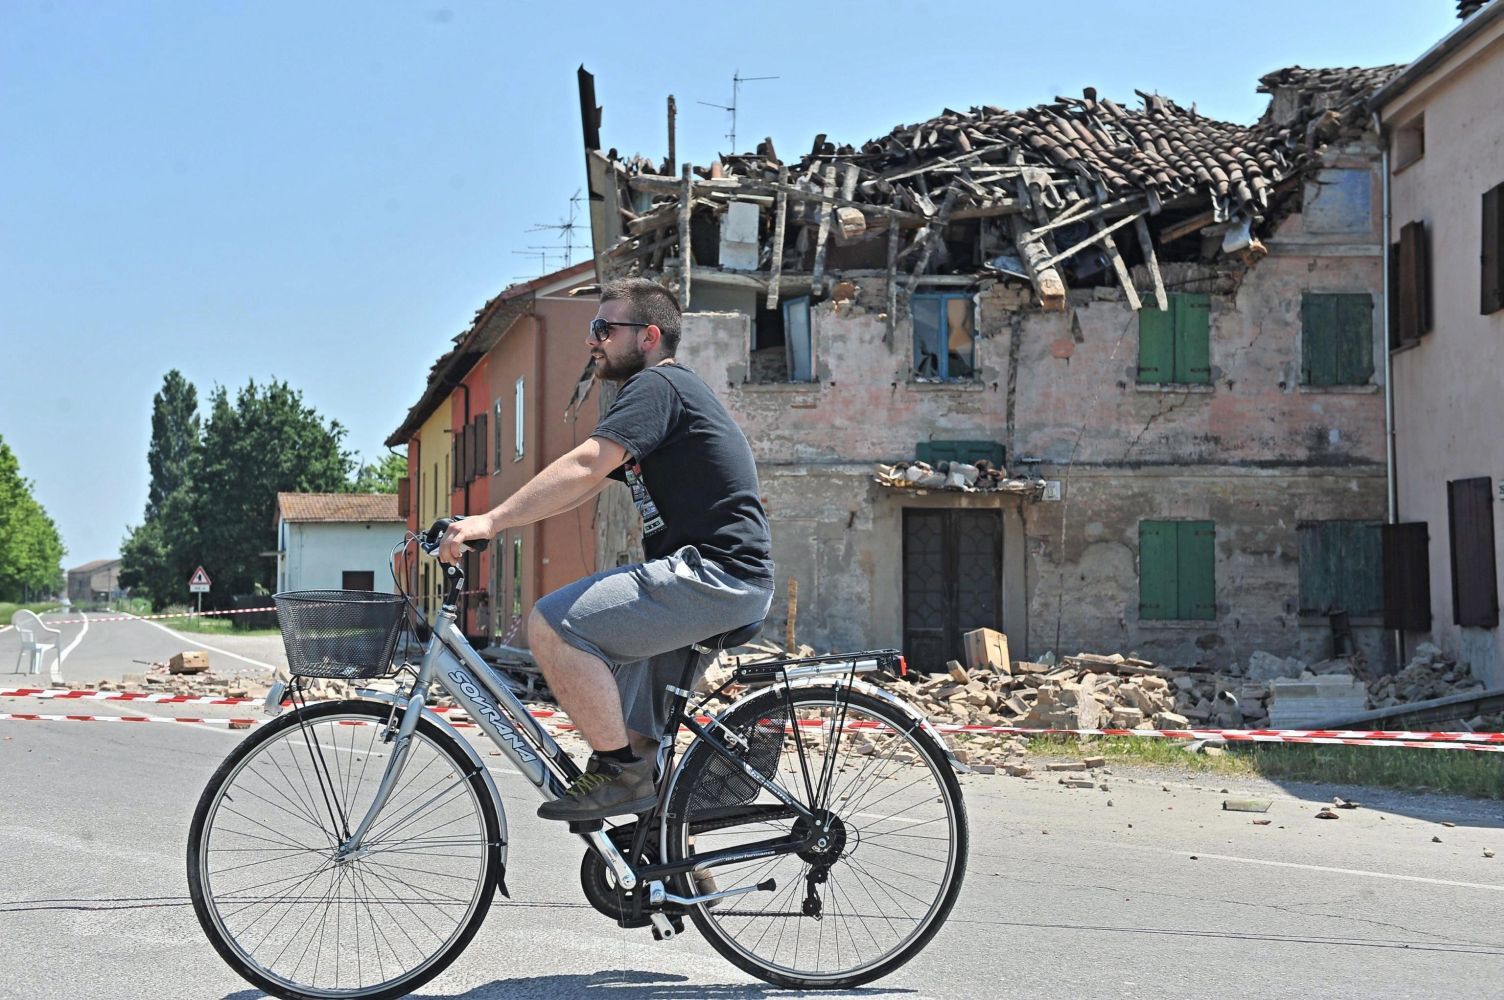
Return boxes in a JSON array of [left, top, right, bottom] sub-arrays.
[[531, 312, 548, 635], [455, 382, 472, 633], [1374, 109, 1402, 671]]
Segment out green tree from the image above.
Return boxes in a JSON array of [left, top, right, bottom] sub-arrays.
[[0, 436, 66, 600], [122, 370, 203, 606], [191, 379, 354, 597], [146, 369, 200, 520], [350, 452, 407, 493]]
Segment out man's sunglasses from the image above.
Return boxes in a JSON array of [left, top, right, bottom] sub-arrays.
[[588, 319, 653, 343]]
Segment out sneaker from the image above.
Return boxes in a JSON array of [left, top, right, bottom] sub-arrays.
[[537, 756, 657, 822]]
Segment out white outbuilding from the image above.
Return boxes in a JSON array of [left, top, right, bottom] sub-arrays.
[[274, 493, 405, 594]]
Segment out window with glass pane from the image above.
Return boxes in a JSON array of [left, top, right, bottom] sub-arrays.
[[911, 293, 976, 380], [511, 535, 524, 619]]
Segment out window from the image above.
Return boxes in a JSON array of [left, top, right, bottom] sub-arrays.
[[1393, 115, 1424, 171], [493, 537, 506, 633], [492, 399, 504, 470], [749, 296, 813, 383], [1137, 292, 1210, 384], [1298, 522, 1381, 616], [342, 570, 375, 591], [1390, 220, 1431, 347], [514, 378, 526, 459], [916, 440, 1004, 467], [511, 535, 524, 619], [1301, 293, 1373, 386], [432, 461, 440, 512], [397, 476, 410, 519], [1382, 522, 1432, 631], [1448, 478, 1499, 628], [911, 293, 976, 380], [1139, 520, 1215, 621], [1483, 181, 1504, 316], [473, 413, 488, 477]]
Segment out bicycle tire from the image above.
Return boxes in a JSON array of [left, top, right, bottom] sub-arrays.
[[187, 699, 500, 1000], [663, 684, 968, 990]]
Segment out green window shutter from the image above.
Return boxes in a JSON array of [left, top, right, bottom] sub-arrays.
[[1301, 294, 1338, 386], [1137, 304, 1173, 383], [1336, 294, 1374, 385], [916, 440, 1005, 467], [1139, 521, 1178, 619], [1176, 521, 1216, 620], [1298, 522, 1341, 614], [1344, 522, 1383, 616], [1173, 293, 1211, 384]]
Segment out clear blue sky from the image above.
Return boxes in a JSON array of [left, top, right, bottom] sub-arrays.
[[0, 0, 1460, 567]]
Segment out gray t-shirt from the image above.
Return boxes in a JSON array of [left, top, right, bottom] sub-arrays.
[[592, 362, 773, 585]]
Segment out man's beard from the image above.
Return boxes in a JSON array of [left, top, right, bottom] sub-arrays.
[[593, 344, 647, 382]]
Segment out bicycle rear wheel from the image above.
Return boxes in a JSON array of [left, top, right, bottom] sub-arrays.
[[663, 684, 968, 989], [187, 699, 500, 1000]]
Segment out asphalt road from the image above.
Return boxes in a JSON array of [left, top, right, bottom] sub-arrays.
[[0, 610, 285, 688], [2, 688, 1503, 1000]]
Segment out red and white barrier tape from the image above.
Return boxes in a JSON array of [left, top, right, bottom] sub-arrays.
[[26, 607, 278, 627], [1, 695, 1501, 751]]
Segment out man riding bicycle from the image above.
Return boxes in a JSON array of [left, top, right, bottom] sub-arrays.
[[439, 277, 775, 823]]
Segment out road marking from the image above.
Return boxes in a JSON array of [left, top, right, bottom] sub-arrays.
[[1114, 842, 1504, 893], [120, 613, 280, 672], [58, 611, 89, 667]]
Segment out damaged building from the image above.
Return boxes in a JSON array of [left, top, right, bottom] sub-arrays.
[[576, 64, 1402, 672]]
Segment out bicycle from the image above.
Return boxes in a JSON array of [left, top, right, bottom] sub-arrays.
[[187, 518, 970, 998]]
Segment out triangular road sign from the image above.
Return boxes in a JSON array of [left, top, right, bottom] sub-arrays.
[[189, 566, 212, 587]]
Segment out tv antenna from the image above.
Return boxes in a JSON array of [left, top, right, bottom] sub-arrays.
[[510, 248, 564, 283], [698, 69, 778, 154], [527, 189, 584, 266]]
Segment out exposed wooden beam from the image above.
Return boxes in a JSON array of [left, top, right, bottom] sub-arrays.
[[909, 185, 960, 285], [765, 165, 790, 310], [810, 164, 838, 295], [1134, 215, 1168, 311], [678, 163, 693, 308], [885, 215, 901, 347], [1039, 210, 1144, 269], [1157, 207, 1217, 244], [1095, 217, 1141, 311]]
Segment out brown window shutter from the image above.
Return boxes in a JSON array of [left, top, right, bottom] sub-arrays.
[[397, 476, 411, 519], [451, 435, 460, 489], [1382, 522, 1431, 631], [1483, 182, 1504, 315], [1448, 478, 1500, 628], [476, 412, 489, 476], [1396, 221, 1425, 344]]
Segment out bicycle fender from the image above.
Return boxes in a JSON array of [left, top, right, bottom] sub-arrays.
[[355, 691, 511, 897], [783, 676, 974, 775]]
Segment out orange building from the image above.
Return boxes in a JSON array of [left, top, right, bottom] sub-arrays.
[[387, 262, 602, 646]]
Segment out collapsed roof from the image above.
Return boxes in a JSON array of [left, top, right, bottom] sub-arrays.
[[583, 65, 1401, 315]]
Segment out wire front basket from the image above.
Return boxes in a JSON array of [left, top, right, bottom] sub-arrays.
[[273, 590, 407, 680]]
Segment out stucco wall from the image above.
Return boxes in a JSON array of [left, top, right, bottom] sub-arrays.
[[677, 157, 1390, 670], [282, 522, 407, 592], [1384, 25, 1504, 685]]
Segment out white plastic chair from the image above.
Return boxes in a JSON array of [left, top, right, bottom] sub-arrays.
[[11, 610, 60, 677]]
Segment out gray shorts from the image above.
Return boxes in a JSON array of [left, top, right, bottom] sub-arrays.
[[532, 544, 774, 739]]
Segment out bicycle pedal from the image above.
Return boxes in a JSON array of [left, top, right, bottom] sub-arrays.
[[649, 912, 677, 940], [567, 819, 604, 834]]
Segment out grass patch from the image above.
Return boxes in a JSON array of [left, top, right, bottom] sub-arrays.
[[0, 601, 61, 623], [160, 613, 281, 638], [1024, 735, 1504, 799], [1027, 735, 1257, 776]]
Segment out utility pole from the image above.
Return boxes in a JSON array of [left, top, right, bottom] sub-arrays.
[[698, 69, 778, 154]]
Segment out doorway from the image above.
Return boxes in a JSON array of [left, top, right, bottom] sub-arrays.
[[902, 508, 1003, 671]]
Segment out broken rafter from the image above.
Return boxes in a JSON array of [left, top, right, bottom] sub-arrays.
[[765, 165, 790, 310], [1021, 194, 1144, 241], [1134, 215, 1168, 311], [1009, 177, 1067, 311]]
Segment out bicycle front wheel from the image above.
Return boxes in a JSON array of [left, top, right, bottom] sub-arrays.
[[187, 699, 500, 1000], [664, 684, 968, 989]]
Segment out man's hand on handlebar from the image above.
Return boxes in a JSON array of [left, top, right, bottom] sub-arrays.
[[436, 513, 497, 564]]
